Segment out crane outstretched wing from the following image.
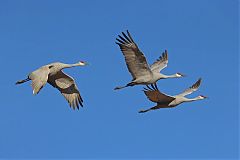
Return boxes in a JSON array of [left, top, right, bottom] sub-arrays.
[[177, 78, 202, 96], [116, 30, 152, 80], [29, 66, 50, 95], [143, 84, 175, 103], [150, 50, 168, 73], [48, 71, 83, 110]]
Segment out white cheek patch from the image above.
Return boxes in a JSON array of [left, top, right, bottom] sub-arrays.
[[79, 62, 85, 66]]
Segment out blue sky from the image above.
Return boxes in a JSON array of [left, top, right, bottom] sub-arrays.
[[0, 0, 238, 159]]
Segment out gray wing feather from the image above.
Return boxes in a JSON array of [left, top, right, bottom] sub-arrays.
[[116, 30, 152, 80], [29, 66, 50, 95], [47, 71, 83, 109], [150, 50, 168, 73], [178, 78, 202, 96]]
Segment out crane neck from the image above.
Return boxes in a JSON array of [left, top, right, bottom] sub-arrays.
[[63, 63, 82, 69], [184, 97, 202, 102], [162, 73, 178, 79]]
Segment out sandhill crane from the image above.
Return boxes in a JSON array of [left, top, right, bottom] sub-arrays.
[[139, 78, 207, 113], [114, 30, 185, 90], [16, 61, 88, 110]]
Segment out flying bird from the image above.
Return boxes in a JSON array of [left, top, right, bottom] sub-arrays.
[[139, 78, 207, 113], [114, 30, 185, 90], [16, 61, 88, 110]]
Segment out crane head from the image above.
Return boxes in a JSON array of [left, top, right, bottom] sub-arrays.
[[78, 61, 88, 66], [176, 73, 186, 77], [198, 95, 208, 99]]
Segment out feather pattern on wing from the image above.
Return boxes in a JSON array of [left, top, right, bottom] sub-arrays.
[[150, 50, 168, 73], [47, 71, 83, 109], [177, 78, 202, 96], [143, 83, 175, 104], [29, 66, 50, 95], [115, 30, 152, 80]]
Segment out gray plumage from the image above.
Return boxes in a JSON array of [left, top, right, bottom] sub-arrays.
[[139, 78, 207, 113], [114, 30, 185, 90], [16, 61, 87, 110]]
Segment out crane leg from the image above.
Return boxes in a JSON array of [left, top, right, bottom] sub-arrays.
[[16, 78, 30, 85], [138, 108, 151, 113], [139, 105, 160, 113], [114, 82, 135, 90]]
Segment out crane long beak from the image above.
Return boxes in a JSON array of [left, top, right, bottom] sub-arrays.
[[179, 73, 186, 77]]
